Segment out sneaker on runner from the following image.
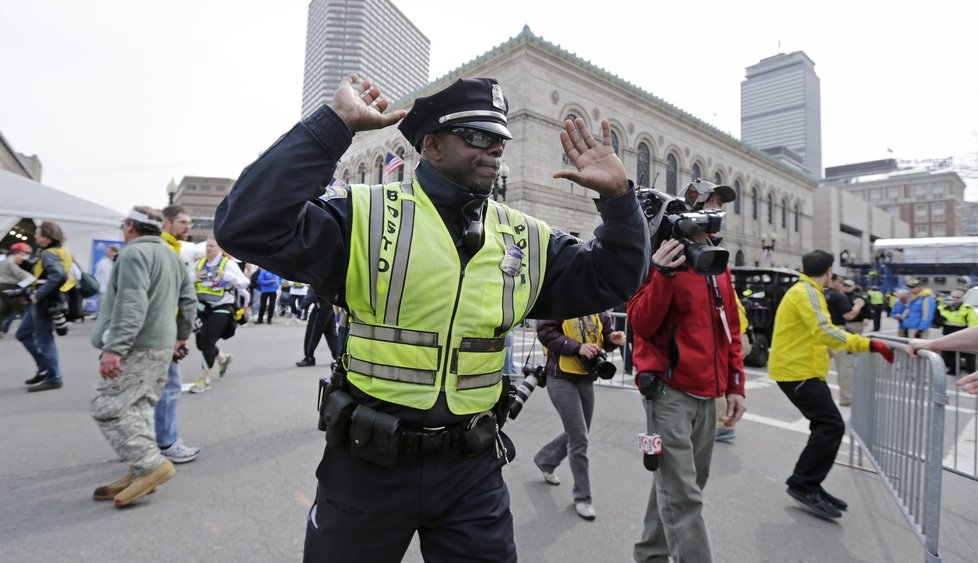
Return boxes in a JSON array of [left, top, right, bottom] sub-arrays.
[[218, 353, 233, 377], [161, 440, 200, 464]]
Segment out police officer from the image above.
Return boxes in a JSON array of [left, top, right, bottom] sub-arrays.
[[214, 74, 648, 562], [866, 285, 885, 332], [936, 288, 978, 374]]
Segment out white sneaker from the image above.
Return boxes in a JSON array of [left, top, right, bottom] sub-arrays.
[[541, 471, 560, 486], [161, 440, 200, 464], [574, 501, 596, 520]]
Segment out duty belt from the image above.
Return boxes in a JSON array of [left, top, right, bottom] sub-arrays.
[[399, 424, 464, 455]]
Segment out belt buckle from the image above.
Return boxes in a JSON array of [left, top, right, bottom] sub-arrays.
[[418, 426, 447, 453]]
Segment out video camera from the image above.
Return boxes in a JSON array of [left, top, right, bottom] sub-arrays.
[[636, 179, 729, 276]]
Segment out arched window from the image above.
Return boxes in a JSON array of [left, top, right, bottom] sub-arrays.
[[766, 192, 774, 224], [714, 171, 723, 185], [637, 142, 651, 187], [396, 147, 406, 182], [733, 180, 741, 215], [735, 249, 746, 266], [751, 186, 758, 220], [794, 202, 801, 232], [375, 156, 385, 184], [781, 196, 788, 229], [562, 113, 578, 165], [611, 131, 620, 156], [342, 169, 351, 185], [691, 163, 702, 181], [666, 154, 678, 195], [356, 162, 366, 184]]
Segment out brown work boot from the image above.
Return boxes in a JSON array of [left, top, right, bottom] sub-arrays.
[[93, 467, 135, 501], [113, 460, 175, 508]]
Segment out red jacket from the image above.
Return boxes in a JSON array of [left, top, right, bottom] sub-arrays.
[[627, 266, 745, 398]]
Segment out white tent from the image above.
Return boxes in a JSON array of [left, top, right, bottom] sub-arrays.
[[0, 168, 124, 269]]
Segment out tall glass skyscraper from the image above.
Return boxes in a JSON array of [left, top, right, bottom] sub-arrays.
[[302, 0, 430, 118], [741, 51, 822, 179]]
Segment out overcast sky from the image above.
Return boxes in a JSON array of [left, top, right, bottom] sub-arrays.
[[2, 0, 976, 213]]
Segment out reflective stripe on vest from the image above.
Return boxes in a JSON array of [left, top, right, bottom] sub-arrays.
[[939, 304, 976, 327], [345, 179, 550, 414], [195, 256, 228, 302]]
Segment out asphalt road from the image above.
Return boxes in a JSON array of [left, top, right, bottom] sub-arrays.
[[1, 316, 975, 562]]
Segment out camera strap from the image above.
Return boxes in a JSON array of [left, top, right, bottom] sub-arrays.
[[709, 275, 732, 344]]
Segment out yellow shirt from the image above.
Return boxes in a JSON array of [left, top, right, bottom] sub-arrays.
[[768, 274, 870, 382]]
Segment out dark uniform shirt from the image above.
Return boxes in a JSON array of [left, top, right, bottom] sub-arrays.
[[824, 287, 852, 327], [214, 105, 649, 427]]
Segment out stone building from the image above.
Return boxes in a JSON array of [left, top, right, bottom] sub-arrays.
[[302, 0, 429, 118], [335, 26, 828, 269], [169, 176, 235, 242], [824, 159, 966, 238]]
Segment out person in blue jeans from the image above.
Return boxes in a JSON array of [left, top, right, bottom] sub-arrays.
[[153, 204, 201, 463], [19, 221, 71, 392]]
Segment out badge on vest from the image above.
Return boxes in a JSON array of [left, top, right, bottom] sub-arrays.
[[319, 185, 349, 202], [500, 244, 523, 276]]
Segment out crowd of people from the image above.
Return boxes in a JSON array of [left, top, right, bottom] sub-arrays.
[[3, 71, 977, 562]]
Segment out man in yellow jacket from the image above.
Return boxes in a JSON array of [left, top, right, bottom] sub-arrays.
[[768, 250, 893, 520]]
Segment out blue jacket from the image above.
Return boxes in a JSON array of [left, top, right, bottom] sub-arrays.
[[905, 289, 936, 330], [256, 270, 282, 294], [891, 300, 911, 330]]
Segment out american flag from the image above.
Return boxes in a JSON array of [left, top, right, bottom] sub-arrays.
[[384, 151, 404, 183]]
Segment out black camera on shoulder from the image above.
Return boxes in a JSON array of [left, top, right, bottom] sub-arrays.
[[580, 351, 616, 379], [508, 363, 545, 420], [637, 178, 729, 276]]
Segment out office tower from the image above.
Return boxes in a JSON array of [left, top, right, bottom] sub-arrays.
[[302, 0, 430, 118], [741, 51, 822, 179]]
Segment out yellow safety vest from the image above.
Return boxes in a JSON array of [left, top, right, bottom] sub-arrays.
[[33, 247, 76, 292], [938, 303, 978, 328], [554, 315, 604, 375], [344, 180, 551, 414], [195, 256, 229, 302], [868, 289, 884, 306]]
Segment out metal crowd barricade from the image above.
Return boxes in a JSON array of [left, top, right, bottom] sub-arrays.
[[849, 336, 947, 563], [940, 350, 978, 481], [596, 311, 635, 390]]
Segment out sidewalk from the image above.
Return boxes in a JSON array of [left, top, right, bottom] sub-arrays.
[[1, 319, 975, 562]]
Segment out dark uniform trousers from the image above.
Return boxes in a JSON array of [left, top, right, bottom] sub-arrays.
[[777, 378, 845, 492], [304, 444, 516, 563], [303, 302, 339, 361]]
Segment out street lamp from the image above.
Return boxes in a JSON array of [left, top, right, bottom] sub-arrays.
[[761, 232, 776, 267], [166, 178, 178, 204], [498, 162, 509, 202]]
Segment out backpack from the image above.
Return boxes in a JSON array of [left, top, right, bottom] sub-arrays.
[[76, 270, 100, 298]]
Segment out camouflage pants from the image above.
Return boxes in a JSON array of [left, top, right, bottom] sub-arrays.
[[91, 348, 170, 475]]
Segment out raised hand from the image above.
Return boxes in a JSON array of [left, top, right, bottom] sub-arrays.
[[329, 73, 407, 133], [553, 118, 629, 198]]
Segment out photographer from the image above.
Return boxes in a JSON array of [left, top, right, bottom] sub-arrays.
[[18, 221, 76, 392], [1, 243, 34, 336], [532, 312, 624, 520], [628, 180, 746, 563]]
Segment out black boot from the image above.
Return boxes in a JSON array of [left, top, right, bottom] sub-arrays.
[[296, 357, 315, 367], [24, 370, 48, 385]]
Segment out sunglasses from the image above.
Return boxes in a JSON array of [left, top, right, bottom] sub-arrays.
[[446, 127, 507, 149]]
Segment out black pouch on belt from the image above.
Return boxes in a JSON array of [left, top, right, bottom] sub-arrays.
[[322, 388, 356, 446], [460, 412, 498, 456], [349, 405, 401, 468]]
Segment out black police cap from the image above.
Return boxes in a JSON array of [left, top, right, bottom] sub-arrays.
[[398, 78, 513, 152]]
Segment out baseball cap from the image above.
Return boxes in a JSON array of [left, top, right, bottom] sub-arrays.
[[905, 279, 921, 288], [9, 242, 32, 254], [680, 178, 736, 209]]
